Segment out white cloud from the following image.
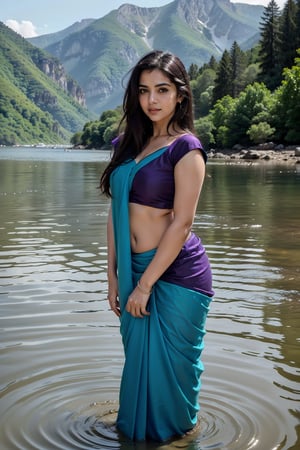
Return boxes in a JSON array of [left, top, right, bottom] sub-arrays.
[[5, 19, 38, 38]]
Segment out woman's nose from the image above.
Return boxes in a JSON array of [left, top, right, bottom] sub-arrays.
[[149, 91, 157, 103]]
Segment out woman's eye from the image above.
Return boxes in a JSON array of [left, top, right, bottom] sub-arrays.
[[159, 88, 168, 93], [139, 88, 147, 95]]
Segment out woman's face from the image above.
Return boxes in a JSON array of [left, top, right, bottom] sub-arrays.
[[138, 69, 181, 126]]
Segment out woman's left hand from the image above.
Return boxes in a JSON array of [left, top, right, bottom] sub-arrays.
[[126, 285, 151, 318]]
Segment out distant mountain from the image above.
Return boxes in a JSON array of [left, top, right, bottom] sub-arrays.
[[0, 22, 94, 145], [29, 19, 95, 49], [29, 0, 264, 114]]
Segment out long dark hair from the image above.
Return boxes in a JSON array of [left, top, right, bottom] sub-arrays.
[[100, 50, 195, 196]]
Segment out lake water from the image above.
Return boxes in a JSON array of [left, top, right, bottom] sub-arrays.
[[0, 147, 299, 450]]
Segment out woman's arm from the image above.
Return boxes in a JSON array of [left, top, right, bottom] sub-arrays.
[[107, 205, 121, 317], [126, 150, 205, 317]]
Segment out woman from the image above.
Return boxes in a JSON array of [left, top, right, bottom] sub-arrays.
[[100, 50, 214, 442]]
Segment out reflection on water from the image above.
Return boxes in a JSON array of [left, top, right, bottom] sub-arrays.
[[0, 148, 299, 449]]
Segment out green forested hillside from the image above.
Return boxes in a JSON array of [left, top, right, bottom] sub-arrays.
[[0, 22, 94, 145], [0, 76, 65, 144]]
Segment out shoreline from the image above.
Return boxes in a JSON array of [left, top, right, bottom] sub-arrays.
[[2, 144, 300, 166], [207, 145, 300, 166]]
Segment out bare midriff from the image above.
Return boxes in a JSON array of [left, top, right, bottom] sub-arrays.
[[129, 202, 173, 253]]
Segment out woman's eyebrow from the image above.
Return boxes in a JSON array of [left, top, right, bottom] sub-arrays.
[[156, 82, 171, 87], [138, 82, 171, 88]]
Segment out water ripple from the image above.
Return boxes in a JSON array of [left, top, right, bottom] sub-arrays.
[[0, 345, 293, 450]]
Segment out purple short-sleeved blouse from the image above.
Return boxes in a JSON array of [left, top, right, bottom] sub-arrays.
[[129, 134, 206, 209]]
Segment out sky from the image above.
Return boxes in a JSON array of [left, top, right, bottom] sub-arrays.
[[1, 0, 287, 38]]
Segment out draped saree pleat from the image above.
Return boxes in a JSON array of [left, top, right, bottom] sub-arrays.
[[110, 148, 212, 441]]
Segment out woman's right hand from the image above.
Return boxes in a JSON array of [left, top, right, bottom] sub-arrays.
[[126, 282, 151, 318]]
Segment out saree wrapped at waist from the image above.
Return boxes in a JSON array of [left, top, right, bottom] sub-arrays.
[[109, 149, 213, 441], [117, 248, 212, 441]]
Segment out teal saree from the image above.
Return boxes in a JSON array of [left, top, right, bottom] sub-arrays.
[[110, 149, 212, 441]]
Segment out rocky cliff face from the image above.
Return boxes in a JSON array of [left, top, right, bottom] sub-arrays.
[[116, 4, 160, 37], [36, 58, 86, 106], [175, 0, 212, 31]]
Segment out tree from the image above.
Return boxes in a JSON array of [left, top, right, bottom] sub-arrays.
[[198, 86, 214, 117], [70, 131, 83, 146], [194, 116, 215, 149], [228, 82, 274, 146], [212, 50, 232, 103], [188, 63, 200, 80], [209, 95, 237, 148], [296, 0, 300, 48], [103, 124, 119, 145], [212, 44, 250, 103], [72, 108, 121, 148], [273, 50, 300, 142], [191, 69, 216, 117], [258, 0, 281, 89], [207, 56, 218, 72], [241, 63, 260, 87], [247, 122, 275, 143], [230, 41, 247, 97], [278, 0, 298, 71], [199, 56, 218, 74]]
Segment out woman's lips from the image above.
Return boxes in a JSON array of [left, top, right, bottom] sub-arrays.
[[148, 108, 161, 114]]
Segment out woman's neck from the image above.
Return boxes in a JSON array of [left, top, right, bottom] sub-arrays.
[[151, 125, 183, 139]]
